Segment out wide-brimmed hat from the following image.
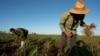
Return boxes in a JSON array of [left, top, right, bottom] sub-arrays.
[[70, 0, 90, 14]]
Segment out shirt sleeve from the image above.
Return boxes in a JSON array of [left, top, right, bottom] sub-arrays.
[[80, 17, 86, 27], [59, 12, 69, 32]]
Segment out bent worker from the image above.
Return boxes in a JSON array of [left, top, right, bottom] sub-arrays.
[[10, 28, 28, 48]]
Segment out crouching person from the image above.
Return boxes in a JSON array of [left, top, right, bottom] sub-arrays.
[[10, 28, 28, 48], [68, 40, 93, 56]]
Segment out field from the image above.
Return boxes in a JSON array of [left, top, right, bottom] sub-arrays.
[[0, 31, 100, 56]]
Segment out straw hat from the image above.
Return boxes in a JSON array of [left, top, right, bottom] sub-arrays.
[[70, 0, 90, 14]]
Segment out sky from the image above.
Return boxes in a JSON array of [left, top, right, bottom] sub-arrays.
[[0, 0, 100, 35]]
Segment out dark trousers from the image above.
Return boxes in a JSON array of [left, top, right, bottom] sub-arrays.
[[61, 32, 77, 51]]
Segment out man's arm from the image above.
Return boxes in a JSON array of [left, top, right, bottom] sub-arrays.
[[80, 16, 88, 27], [59, 12, 72, 37], [16, 29, 24, 41], [59, 12, 69, 32]]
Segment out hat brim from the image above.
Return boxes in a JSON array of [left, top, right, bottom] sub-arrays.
[[70, 8, 90, 14]]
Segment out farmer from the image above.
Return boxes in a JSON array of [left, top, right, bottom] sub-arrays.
[[10, 28, 28, 48], [59, 0, 90, 52]]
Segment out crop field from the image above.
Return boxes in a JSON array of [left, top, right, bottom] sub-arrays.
[[0, 31, 100, 56]]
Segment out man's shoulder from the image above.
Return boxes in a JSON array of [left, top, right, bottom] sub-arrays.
[[63, 11, 70, 15], [16, 28, 23, 30], [16, 28, 28, 31]]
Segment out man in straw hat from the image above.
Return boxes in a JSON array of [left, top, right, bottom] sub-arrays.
[[59, 0, 90, 53]]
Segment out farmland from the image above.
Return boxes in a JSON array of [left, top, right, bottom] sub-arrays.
[[0, 31, 100, 56]]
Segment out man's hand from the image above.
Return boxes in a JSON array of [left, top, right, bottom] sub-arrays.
[[64, 32, 72, 37], [15, 37, 22, 42], [19, 36, 23, 41], [83, 24, 89, 28], [14, 37, 18, 42]]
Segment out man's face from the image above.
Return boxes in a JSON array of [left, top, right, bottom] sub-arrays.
[[10, 31, 15, 35], [70, 13, 85, 19]]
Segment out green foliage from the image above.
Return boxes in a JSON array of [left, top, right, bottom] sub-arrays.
[[0, 31, 15, 41], [0, 32, 100, 56]]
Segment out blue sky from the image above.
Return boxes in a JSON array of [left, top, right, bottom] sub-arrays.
[[0, 0, 100, 35]]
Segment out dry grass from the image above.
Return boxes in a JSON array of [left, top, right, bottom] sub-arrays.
[[82, 23, 100, 56], [0, 31, 100, 56]]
